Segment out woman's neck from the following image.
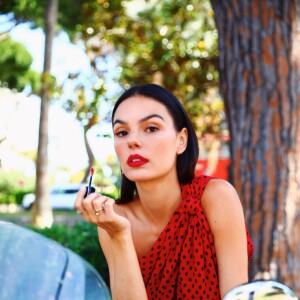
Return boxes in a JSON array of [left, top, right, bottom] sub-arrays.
[[135, 175, 182, 225]]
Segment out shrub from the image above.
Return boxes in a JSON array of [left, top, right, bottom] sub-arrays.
[[0, 171, 34, 204]]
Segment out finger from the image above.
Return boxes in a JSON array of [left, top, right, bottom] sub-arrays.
[[89, 197, 117, 226], [98, 197, 114, 213], [80, 193, 116, 225], [74, 186, 87, 212], [93, 198, 116, 222], [80, 193, 107, 223], [92, 197, 109, 216]]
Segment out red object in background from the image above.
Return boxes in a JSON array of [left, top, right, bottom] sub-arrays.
[[195, 158, 231, 180]]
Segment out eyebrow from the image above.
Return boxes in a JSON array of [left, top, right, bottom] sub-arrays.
[[113, 114, 165, 127]]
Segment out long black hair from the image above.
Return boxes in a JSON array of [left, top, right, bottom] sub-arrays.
[[112, 83, 199, 203]]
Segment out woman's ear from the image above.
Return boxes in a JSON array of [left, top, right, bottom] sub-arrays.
[[177, 128, 188, 155]]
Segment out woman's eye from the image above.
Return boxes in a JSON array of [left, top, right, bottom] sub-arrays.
[[146, 126, 158, 133], [115, 130, 128, 137]]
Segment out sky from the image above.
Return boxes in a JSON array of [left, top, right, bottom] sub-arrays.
[[6, 21, 117, 175]]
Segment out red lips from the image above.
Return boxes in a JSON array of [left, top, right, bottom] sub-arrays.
[[127, 154, 149, 167]]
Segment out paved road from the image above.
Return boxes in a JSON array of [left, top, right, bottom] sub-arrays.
[[1, 214, 82, 227], [0, 205, 82, 227]]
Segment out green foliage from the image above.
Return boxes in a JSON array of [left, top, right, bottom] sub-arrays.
[[63, 83, 102, 132], [30, 221, 109, 285], [1, 0, 224, 134], [58, 0, 127, 132], [0, 171, 34, 204], [113, 0, 219, 125], [0, 0, 44, 28], [1, 0, 225, 143], [74, 0, 222, 134], [0, 0, 124, 40], [0, 37, 41, 92]]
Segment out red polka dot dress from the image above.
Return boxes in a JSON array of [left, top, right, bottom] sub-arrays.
[[138, 175, 254, 300]]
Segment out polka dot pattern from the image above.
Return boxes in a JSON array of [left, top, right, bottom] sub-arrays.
[[138, 175, 254, 300]]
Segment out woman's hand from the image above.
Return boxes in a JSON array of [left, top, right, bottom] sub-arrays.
[[74, 186, 131, 239], [75, 186, 148, 300]]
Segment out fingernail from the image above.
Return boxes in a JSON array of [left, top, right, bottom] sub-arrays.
[[80, 186, 86, 192]]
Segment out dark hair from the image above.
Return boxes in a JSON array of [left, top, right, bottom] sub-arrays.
[[112, 83, 199, 203]]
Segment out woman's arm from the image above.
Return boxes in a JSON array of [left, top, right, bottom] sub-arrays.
[[74, 187, 148, 300], [98, 226, 148, 300], [202, 179, 249, 298]]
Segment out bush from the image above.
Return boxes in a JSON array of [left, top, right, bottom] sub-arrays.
[[0, 171, 34, 204], [29, 221, 109, 287]]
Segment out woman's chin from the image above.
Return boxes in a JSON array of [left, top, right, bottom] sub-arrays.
[[124, 171, 156, 183]]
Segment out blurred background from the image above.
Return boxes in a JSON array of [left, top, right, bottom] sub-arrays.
[[0, 0, 225, 290], [0, 0, 226, 221], [0, 0, 299, 295]]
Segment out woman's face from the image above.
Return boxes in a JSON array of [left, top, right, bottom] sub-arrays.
[[113, 95, 187, 183]]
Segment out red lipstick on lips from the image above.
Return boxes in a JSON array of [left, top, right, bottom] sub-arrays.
[[127, 154, 149, 167]]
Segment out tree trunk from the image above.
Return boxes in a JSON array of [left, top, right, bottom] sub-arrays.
[[211, 0, 300, 293], [81, 128, 95, 183], [31, 0, 58, 228]]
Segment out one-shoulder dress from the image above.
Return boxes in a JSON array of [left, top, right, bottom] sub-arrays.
[[138, 175, 254, 300]]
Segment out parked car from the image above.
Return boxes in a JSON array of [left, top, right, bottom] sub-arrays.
[[0, 221, 111, 300], [22, 184, 86, 210]]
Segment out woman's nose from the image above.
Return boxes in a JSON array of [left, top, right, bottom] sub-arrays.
[[127, 132, 142, 149]]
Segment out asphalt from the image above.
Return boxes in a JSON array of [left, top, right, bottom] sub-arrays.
[[0, 205, 82, 227]]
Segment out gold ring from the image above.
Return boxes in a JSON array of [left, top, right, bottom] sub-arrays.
[[93, 208, 103, 216]]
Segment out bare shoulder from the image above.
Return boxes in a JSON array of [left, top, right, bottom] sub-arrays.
[[202, 178, 241, 207], [201, 178, 245, 232]]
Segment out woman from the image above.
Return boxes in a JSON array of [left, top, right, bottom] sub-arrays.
[[75, 83, 254, 300]]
